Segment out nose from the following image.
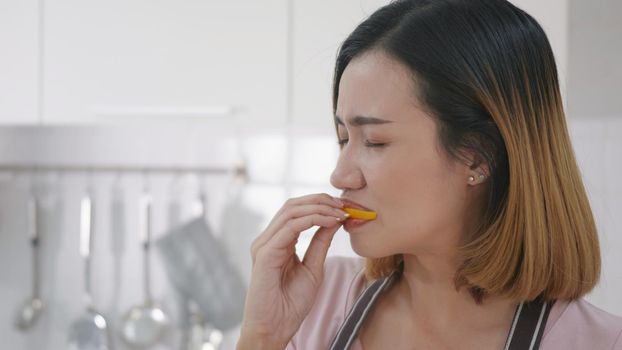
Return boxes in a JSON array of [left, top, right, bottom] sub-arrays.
[[330, 149, 365, 191]]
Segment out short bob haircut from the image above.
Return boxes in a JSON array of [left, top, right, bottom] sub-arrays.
[[333, 0, 600, 303]]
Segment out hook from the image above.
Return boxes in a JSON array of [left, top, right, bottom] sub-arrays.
[[141, 169, 151, 195], [85, 168, 95, 197], [197, 172, 208, 219]]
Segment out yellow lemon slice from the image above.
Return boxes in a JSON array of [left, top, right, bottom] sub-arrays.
[[343, 207, 377, 220]]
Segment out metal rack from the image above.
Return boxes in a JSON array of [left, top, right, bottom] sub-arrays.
[[0, 163, 248, 179]]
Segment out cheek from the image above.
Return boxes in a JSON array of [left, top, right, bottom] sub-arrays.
[[374, 154, 465, 245]]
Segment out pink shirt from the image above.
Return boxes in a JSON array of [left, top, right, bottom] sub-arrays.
[[286, 256, 622, 350]]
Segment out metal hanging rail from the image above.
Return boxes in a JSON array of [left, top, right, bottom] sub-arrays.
[[0, 163, 248, 179]]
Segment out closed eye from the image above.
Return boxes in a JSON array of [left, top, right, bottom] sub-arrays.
[[337, 139, 386, 148]]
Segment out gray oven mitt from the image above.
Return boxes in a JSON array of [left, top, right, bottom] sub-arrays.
[[155, 217, 246, 331]]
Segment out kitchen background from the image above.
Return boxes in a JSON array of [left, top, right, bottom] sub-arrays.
[[0, 0, 620, 349]]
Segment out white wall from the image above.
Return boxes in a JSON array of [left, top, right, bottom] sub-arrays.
[[567, 119, 622, 316], [567, 0, 622, 118]]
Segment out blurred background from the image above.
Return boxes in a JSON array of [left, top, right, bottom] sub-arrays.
[[0, 0, 620, 349]]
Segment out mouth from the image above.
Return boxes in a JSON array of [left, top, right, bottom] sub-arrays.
[[339, 198, 373, 211], [339, 198, 377, 221]]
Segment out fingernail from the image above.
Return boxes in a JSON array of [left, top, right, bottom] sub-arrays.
[[336, 213, 349, 221], [333, 198, 344, 207]]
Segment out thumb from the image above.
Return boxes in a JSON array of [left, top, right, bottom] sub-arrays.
[[302, 222, 342, 278]]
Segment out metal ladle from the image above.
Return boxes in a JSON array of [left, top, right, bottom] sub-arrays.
[[190, 182, 224, 350], [120, 188, 169, 347], [68, 189, 110, 350], [15, 193, 45, 331], [184, 301, 224, 350]]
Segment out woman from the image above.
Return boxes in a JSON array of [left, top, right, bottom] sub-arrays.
[[237, 0, 622, 349]]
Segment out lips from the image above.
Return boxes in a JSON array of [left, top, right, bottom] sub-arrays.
[[339, 198, 373, 211]]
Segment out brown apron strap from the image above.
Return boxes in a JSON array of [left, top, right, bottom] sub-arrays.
[[329, 264, 554, 350], [328, 267, 400, 350], [504, 298, 555, 350]]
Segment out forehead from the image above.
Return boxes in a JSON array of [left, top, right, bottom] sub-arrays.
[[336, 51, 420, 124]]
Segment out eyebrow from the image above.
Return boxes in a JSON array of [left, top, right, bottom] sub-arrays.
[[334, 115, 394, 127]]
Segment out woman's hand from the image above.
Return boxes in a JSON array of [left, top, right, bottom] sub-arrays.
[[237, 193, 348, 349]]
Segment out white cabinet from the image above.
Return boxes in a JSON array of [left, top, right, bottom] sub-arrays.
[[0, 0, 40, 124], [290, 0, 389, 130], [42, 0, 288, 125], [0, 0, 574, 126]]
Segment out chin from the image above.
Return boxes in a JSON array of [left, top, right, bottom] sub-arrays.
[[349, 236, 392, 259]]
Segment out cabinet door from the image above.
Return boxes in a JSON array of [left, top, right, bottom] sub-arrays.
[[291, 0, 402, 130], [43, 0, 288, 125], [0, 0, 39, 124]]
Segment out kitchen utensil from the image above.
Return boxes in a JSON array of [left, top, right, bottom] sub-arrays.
[[167, 174, 182, 228], [68, 189, 110, 350], [110, 174, 126, 258], [156, 216, 246, 331], [15, 193, 45, 331], [192, 175, 208, 220], [183, 300, 223, 350], [218, 178, 262, 284], [120, 189, 169, 347], [176, 183, 225, 349]]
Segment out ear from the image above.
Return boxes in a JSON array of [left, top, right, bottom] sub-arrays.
[[465, 151, 490, 185]]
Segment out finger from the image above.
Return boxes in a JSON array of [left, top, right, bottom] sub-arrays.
[[253, 211, 344, 266], [283, 193, 344, 209], [251, 195, 344, 261], [302, 222, 342, 278], [253, 204, 346, 252], [268, 194, 343, 230], [262, 214, 342, 256], [254, 193, 341, 243], [271, 193, 343, 222]]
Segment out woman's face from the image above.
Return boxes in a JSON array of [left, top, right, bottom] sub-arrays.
[[330, 50, 481, 258]]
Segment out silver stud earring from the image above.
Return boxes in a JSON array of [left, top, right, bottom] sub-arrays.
[[479, 174, 485, 180], [468, 176, 475, 182]]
